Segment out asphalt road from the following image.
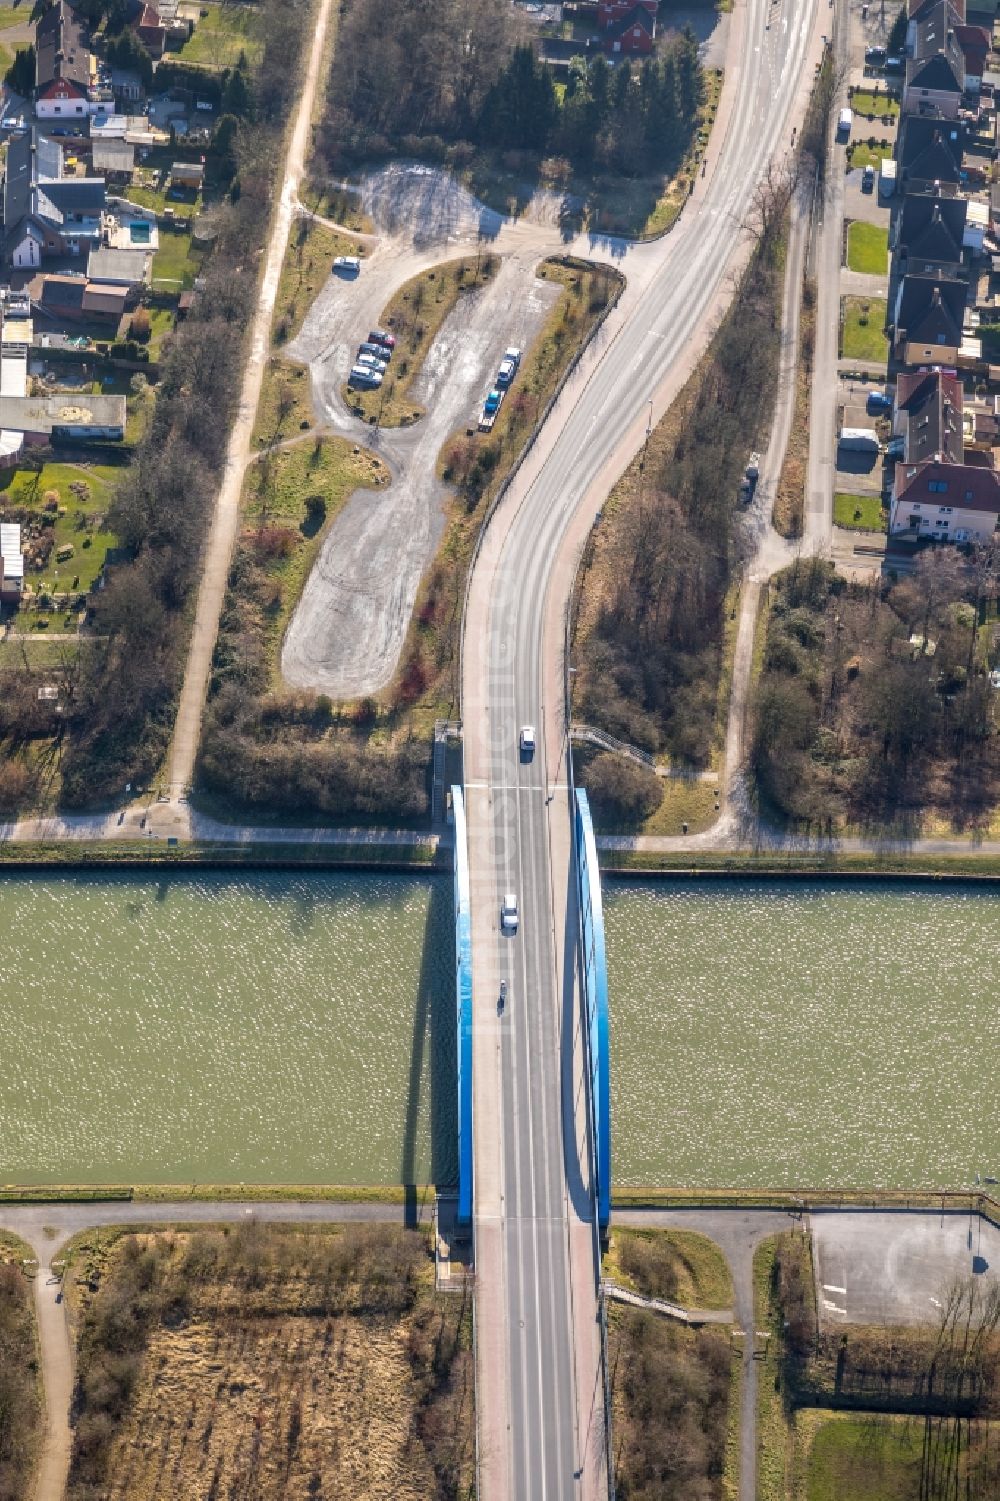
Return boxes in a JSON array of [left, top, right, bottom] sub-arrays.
[[462, 0, 821, 1495]]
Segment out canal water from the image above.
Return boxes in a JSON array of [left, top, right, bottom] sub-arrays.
[[0, 872, 455, 1186], [0, 873, 997, 1188]]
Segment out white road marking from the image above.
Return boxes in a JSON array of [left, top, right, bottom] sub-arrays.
[[823, 1284, 847, 1295]]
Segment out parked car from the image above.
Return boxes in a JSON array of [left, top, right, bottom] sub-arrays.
[[837, 107, 853, 138], [359, 341, 391, 362], [368, 329, 396, 350], [519, 725, 536, 758], [862, 164, 875, 192], [333, 255, 361, 275], [348, 364, 382, 388], [500, 893, 519, 934], [865, 45, 887, 64], [885, 435, 905, 459], [503, 346, 523, 369], [356, 351, 388, 372], [866, 389, 892, 414], [496, 356, 518, 388]]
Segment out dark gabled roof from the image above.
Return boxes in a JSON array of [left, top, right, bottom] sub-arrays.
[[955, 22, 989, 73], [895, 368, 964, 463], [895, 272, 966, 346], [906, 50, 964, 95], [35, 1, 92, 94], [910, 0, 966, 70], [895, 457, 1000, 514], [2, 131, 33, 232], [909, 0, 964, 21], [897, 115, 965, 182], [41, 178, 106, 217], [896, 189, 966, 264], [604, 4, 655, 42]]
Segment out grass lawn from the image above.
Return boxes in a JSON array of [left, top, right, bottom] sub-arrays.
[[801, 1413, 924, 1500], [151, 229, 200, 289], [143, 304, 176, 357], [175, 1, 264, 67], [343, 255, 499, 428], [0, 462, 121, 600], [273, 216, 368, 348], [846, 220, 888, 275], [0, 5, 26, 26], [253, 359, 314, 446], [300, 178, 374, 234], [605, 1228, 733, 1310], [848, 140, 893, 171], [850, 88, 900, 118], [841, 296, 888, 363], [834, 491, 887, 531]]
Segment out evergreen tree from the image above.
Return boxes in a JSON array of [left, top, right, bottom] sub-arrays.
[[5, 44, 35, 99], [675, 26, 703, 119]]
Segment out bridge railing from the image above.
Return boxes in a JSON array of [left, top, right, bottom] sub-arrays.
[[574, 787, 611, 1232], [451, 785, 473, 1225]]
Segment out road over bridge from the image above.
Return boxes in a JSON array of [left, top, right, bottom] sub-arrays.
[[458, 0, 824, 1495]]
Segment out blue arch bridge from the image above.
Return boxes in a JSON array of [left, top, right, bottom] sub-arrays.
[[450, 785, 611, 1232]]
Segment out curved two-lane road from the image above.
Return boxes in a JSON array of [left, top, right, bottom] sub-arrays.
[[462, 0, 824, 1496]]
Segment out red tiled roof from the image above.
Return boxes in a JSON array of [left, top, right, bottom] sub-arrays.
[[895, 457, 1000, 514]]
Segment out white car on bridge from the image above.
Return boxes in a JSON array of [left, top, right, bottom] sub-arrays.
[[500, 893, 519, 934]]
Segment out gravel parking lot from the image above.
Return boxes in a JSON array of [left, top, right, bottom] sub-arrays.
[[281, 248, 560, 697]]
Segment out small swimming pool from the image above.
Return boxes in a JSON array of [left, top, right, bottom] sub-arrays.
[[129, 221, 151, 244]]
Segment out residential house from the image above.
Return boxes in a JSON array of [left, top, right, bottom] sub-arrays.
[[892, 368, 965, 462], [892, 271, 967, 363], [601, 4, 656, 55], [0, 523, 23, 601], [895, 115, 965, 190], [907, 0, 965, 21], [904, 6, 966, 117], [130, 0, 167, 58], [955, 23, 991, 91], [34, 1, 104, 119], [890, 456, 1000, 539], [892, 188, 967, 272], [596, 0, 657, 27], [1, 131, 107, 267]]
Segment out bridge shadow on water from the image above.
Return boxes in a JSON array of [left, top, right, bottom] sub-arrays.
[[400, 875, 456, 1227], [560, 808, 600, 1279]]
